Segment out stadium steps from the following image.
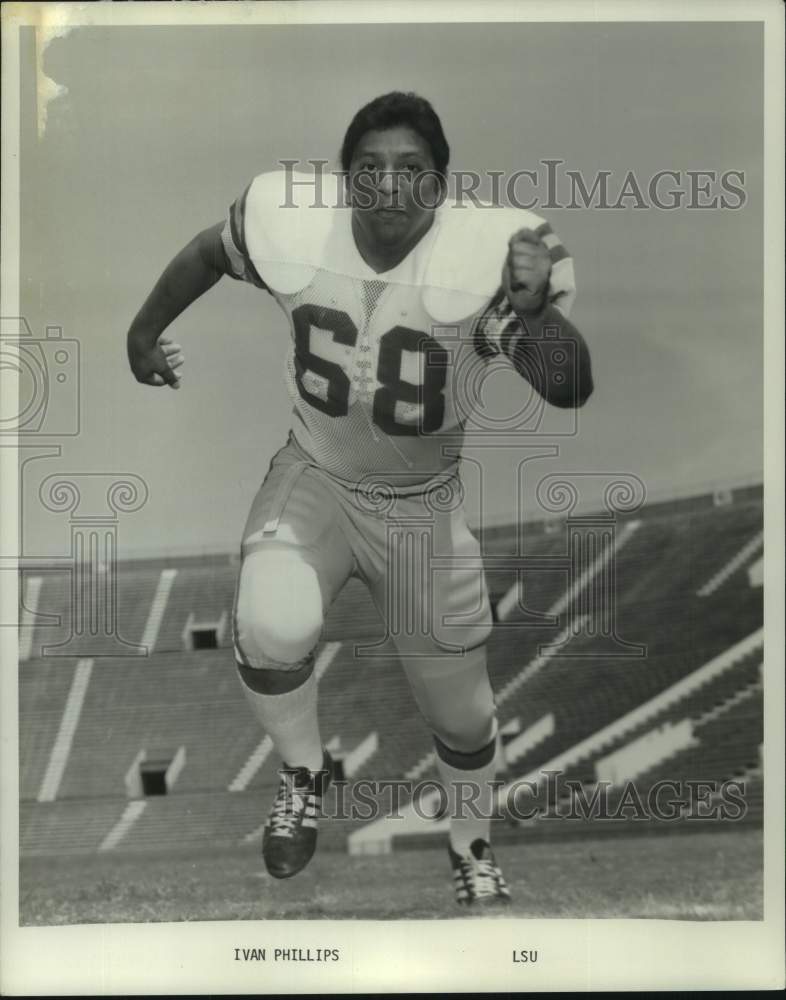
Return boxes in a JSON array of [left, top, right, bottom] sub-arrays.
[[23, 568, 161, 658], [51, 651, 257, 798], [349, 629, 764, 855], [342, 730, 379, 777], [20, 798, 126, 856], [503, 714, 555, 767], [228, 736, 275, 792], [550, 650, 763, 787], [567, 688, 764, 819], [492, 628, 761, 795], [37, 658, 94, 802], [99, 799, 148, 851], [18, 574, 44, 662], [355, 659, 764, 853], [484, 508, 762, 771], [517, 630, 762, 786], [646, 689, 765, 787], [139, 568, 179, 653], [17, 487, 765, 856], [499, 579, 763, 781], [19, 659, 78, 800], [696, 530, 764, 597], [692, 671, 762, 726], [153, 565, 238, 652]]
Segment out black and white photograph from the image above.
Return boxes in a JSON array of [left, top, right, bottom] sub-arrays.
[[1, 0, 783, 993]]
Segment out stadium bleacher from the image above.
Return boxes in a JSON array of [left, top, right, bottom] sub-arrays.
[[19, 658, 78, 800], [17, 486, 765, 855]]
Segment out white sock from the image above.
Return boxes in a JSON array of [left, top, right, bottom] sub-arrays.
[[238, 668, 324, 772], [435, 730, 500, 855]]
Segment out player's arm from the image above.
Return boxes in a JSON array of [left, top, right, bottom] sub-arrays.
[[127, 221, 229, 389], [501, 228, 594, 408]]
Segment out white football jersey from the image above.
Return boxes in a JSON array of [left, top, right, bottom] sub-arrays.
[[222, 171, 576, 487]]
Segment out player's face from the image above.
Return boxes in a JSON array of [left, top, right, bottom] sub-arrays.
[[348, 126, 441, 251]]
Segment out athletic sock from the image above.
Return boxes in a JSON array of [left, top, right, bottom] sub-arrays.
[[236, 659, 324, 772], [434, 728, 500, 856]]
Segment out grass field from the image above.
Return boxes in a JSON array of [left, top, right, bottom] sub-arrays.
[[20, 827, 762, 925]]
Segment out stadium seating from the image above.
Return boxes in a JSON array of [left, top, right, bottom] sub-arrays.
[[20, 797, 127, 856], [19, 658, 78, 800], [52, 651, 255, 798], [20, 566, 160, 659], [17, 486, 765, 854]]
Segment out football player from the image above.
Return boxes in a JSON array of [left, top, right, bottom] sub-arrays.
[[127, 92, 593, 906]]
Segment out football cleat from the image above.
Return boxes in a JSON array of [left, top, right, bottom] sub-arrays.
[[262, 750, 333, 879], [449, 838, 511, 906]]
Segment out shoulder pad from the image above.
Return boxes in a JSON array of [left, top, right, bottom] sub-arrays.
[[423, 199, 551, 322], [243, 171, 342, 294]]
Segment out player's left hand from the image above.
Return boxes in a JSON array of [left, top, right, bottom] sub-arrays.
[[502, 228, 551, 315], [157, 335, 185, 385]]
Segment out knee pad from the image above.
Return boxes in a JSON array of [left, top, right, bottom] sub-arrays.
[[234, 548, 323, 669], [432, 708, 497, 757]]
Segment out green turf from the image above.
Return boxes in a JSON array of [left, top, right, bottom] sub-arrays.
[[20, 828, 762, 925]]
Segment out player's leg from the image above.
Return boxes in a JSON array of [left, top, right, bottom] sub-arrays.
[[233, 443, 354, 877], [234, 547, 326, 771], [399, 646, 510, 905], [364, 488, 508, 903], [400, 645, 497, 838]]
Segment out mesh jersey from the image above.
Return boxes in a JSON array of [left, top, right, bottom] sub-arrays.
[[221, 171, 577, 488]]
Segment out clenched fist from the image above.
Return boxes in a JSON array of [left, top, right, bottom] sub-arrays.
[[501, 228, 552, 316], [128, 334, 184, 389]]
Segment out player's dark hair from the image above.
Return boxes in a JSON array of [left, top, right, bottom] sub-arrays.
[[340, 92, 450, 180]]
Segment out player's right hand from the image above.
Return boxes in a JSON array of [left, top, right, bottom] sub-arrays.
[[128, 334, 184, 390]]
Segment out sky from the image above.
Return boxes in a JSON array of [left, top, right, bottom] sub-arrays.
[[17, 19, 763, 559]]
